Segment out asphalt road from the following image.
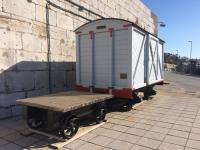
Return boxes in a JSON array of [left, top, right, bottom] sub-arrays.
[[164, 72, 200, 93]]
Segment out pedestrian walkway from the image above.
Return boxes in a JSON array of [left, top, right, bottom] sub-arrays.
[[0, 83, 200, 150]]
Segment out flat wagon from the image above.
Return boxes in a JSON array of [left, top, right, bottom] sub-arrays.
[[17, 91, 112, 139]]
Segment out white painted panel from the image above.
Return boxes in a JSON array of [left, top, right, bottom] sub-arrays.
[[94, 32, 110, 88], [114, 29, 131, 88], [157, 41, 164, 80], [132, 29, 146, 89], [79, 34, 91, 86], [148, 35, 160, 85]]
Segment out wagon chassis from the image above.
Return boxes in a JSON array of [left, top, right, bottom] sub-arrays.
[[17, 91, 112, 140]]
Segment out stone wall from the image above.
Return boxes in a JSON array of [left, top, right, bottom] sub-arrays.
[[0, 0, 157, 119]]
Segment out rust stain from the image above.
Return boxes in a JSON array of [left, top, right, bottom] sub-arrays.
[[35, 56, 39, 60], [20, 52, 24, 57], [2, 52, 8, 58]]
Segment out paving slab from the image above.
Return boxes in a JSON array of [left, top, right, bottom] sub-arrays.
[[164, 135, 187, 146], [144, 131, 165, 141], [137, 137, 161, 149], [76, 142, 102, 150], [107, 139, 133, 150], [158, 142, 184, 150], [117, 133, 140, 144], [89, 135, 114, 146], [186, 139, 200, 149]]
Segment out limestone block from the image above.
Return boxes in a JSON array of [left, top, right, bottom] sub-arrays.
[[0, 49, 16, 72], [10, 19, 33, 34], [57, 13, 73, 30], [36, 5, 46, 23], [49, 26, 67, 40], [41, 38, 48, 52], [52, 70, 67, 88], [50, 54, 75, 71], [0, 108, 12, 119], [50, 38, 62, 55], [32, 24, 46, 38], [0, 12, 11, 29], [0, 92, 25, 106], [34, 71, 49, 89], [3, 0, 35, 20], [22, 33, 42, 52], [49, 9, 57, 26], [52, 87, 66, 93], [5, 71, 35, 92], [66, 70, 76, 89], [0, 29, 22, 49], [0, 74, 5, 92], [11, 105, 23, 116], [32, 0, 46, 7], [27, 89, 49, 97], [0, 0, 2, 10], [16, 51, 48, 71]]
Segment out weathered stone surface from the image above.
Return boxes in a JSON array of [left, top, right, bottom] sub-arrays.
[[53, 70, 67, 88], [0, 49, 16, 72], [49, 9, 57, 26], [35, 5, 46, 23], [11, 105, 23, 116], [27, 89, 49, 97], [5, 71, 35, 92], [34, 71, 49, 89], [22, 33, 42, 52], [0, 74, 5, 92], [0, 92, 25, 106], [16, 51, 48, 71], [3, 0, 35, 20], [0, 29, 22, 49], [0, 108, 12, 119]]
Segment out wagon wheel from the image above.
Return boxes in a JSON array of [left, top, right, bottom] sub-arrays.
[[61, 116, 80, 139], [125, 100, 133, 111], [27, 117, 44, 129], [27, 108, 44, 129], [95, 103, 106, 124]]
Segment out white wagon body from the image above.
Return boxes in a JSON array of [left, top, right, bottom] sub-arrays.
[[75, 19, 164, 99]]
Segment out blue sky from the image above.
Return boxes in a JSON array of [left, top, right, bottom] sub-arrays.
[[142, 0, 200, 59]]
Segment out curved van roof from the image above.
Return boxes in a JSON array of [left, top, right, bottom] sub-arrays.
[[74, 18, 164, 43]]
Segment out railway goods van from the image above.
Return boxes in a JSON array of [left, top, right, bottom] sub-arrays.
[[75, 18, 164, 99]]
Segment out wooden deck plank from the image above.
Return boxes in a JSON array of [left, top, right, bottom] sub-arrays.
[[16, 91, 113, 112]]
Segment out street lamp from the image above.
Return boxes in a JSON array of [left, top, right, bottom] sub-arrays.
[[158, 21, 166, 27], [188, 41, 193, 73], [175, 50, 179, 66], [176, 50, 179, 56], [188, 41, 192, 60]]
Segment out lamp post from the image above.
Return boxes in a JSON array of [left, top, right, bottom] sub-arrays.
[[176, 50, 179, 65], [176, 50, 178, 56], [188, 41, 193, 73], [188, 41, 192, 60], [157, 21, 166, 27]]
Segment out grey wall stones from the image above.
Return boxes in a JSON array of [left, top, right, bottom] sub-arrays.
[[0, 0, 157, 119]]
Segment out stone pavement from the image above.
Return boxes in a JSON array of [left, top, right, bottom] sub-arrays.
[[1, 83, 200, 150]]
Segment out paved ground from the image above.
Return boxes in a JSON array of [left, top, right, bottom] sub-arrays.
[[0, 72, 200, 150], [164, 72, 200, 94]]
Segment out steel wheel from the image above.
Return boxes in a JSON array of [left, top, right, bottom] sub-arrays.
[[27, 118, 44, 129], [123, 101, 133, 111], [26, 107, 45, 129], [95, 103, 106, 124], [61, 117, 79, 139]]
